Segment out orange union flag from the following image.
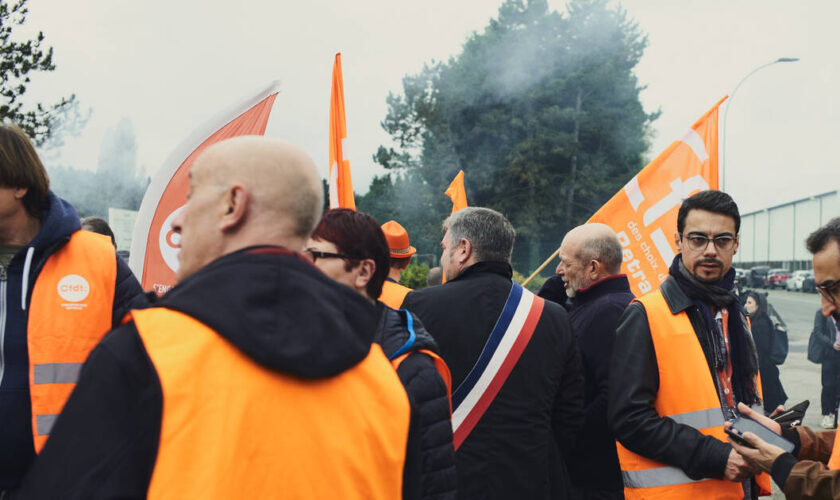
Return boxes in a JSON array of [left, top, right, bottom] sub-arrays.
[[588, 96, 726, 296], [329, 53, 355, 209], [445, 170, 468, 213], [129, 81, 281, 294]]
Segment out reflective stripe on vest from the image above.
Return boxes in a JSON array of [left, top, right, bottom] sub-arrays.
[[616, 290, 769, 499], [132, 308, 411, 499], [379, 280, 412, 309], [28, 231, 116, 452]]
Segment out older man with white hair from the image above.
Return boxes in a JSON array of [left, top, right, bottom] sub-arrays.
[[555, 223, 634, 499]]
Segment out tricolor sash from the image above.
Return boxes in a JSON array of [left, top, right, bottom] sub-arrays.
[[451, 282, 545, 450]]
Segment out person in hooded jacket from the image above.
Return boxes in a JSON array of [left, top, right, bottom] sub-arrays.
[[15, 137, 417, 499], [744, 291, 787, 414], [0, 124, 142, 495], [306, 208, 456, 500]]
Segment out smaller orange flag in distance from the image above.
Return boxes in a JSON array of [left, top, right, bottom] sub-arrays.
[[445, 170, 468, 214], [329, 53, 355, 210]]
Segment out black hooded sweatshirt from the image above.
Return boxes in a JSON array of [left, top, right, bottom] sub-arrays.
[[14, 247, 421, 499]]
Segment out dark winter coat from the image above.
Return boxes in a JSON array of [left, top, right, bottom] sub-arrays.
[[565, 275, 634, 491], [15, 247, 424, 499], [0, 192, 142, 489], [374, 303, 457, 499], [538, 275, 571, 310], [403, 261, 585, 499], [750, 312, 787, 412]]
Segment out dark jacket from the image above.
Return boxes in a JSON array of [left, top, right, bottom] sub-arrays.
[[403, 261, 585, 499], [608, 275, 736, 481], [566, 275, 633, 491], [0, 192, 142, 489], [374, 303, 457, 500], [810, 310, 837, 363], [15, 247, 422, 499], [538, 275, 571, 310], [750, 312, 787, 412], [770, 425, 840, 500]]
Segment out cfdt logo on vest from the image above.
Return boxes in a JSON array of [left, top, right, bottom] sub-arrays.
[[57, 274, 90, 311]]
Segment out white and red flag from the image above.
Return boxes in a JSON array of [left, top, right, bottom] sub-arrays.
[[129, 81, 281, 294]]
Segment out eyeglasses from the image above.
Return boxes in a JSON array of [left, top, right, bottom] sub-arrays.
[[817, 279, 840, 307], [303, 249, 355, 263], [680, 233, 737, 252]]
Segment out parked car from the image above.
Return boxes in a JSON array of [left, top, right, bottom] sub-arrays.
[[765, 268, 791, 289], [748, 266, 771, 288], [786, 270, 813, 291]]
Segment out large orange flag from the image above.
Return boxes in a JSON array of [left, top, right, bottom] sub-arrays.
[[588, 96, 726, 297], [445, 170, 468, 214], [129, 82, 280, 294], [329, 53, 355, 209]]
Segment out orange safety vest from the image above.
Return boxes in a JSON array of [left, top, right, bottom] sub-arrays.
[[380, 279, 412, 309], [616, 290, 771, 499], [27, 230, 116, 452], [829, 424, 840, 469], [132, 307, 411, 500]]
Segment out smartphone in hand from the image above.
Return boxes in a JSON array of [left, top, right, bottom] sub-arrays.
[[726, 416, 794, 453], [771, 400, 809, 425]]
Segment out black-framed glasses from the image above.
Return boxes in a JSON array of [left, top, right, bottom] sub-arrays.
[[680, 233, 737, 252], [817, 279, 840, 307], [303, 249, 354, 263]]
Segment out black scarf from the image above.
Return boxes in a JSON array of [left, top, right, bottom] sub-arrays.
[[669, 255, 760, 407]]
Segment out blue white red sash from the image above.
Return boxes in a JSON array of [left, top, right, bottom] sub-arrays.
[[451, 282, 545, 450]]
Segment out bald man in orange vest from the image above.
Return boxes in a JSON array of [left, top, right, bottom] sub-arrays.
[[379, 220, 415, 309], [18, 137, 415, 499]]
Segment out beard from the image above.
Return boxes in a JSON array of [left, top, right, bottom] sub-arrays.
[[692, 258, 725, 282]]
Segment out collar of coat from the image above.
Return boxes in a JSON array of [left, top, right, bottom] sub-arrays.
[[451, 260, 513, 282]]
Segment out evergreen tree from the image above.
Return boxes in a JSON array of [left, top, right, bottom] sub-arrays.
[[0, 0, 78, 144], [374, 0, 656, 272]]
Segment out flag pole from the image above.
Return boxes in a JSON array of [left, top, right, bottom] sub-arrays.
[[521, 247, 560, 287]]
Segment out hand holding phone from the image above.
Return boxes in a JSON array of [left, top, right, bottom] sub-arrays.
[[726, 416, 794, 453], [771, 400, 809, 425]]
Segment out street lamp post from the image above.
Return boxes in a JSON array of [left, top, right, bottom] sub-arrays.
[[721, 57, 799, 192]]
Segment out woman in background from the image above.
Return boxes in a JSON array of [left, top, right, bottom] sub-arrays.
[[745, 291, 787, 414]]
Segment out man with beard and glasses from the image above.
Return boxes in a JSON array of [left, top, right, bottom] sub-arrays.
[[608, 190, 772, 499], [727, 217, 840, 500]]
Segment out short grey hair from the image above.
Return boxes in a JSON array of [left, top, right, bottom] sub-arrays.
[[443, 207, 515, 263], [576, 232, 623, 274]]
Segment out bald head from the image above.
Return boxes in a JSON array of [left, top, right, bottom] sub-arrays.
[[556, 223, 622, 297], [195, 136, 323, 239], [172, 136, 323, 281], [564, 223, 622, 274]]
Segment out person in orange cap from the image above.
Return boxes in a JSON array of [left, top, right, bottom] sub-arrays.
[[380, 220, 416, 309]]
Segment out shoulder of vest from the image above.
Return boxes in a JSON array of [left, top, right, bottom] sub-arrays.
[[68, 230, 114, 252]]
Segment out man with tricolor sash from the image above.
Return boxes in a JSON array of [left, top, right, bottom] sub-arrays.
[[609, 190, 772, 499], [403, 207, 585, 499], [728, 217, 840, 500]]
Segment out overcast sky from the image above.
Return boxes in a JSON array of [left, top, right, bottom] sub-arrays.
[[22, 0, 839, 215]]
